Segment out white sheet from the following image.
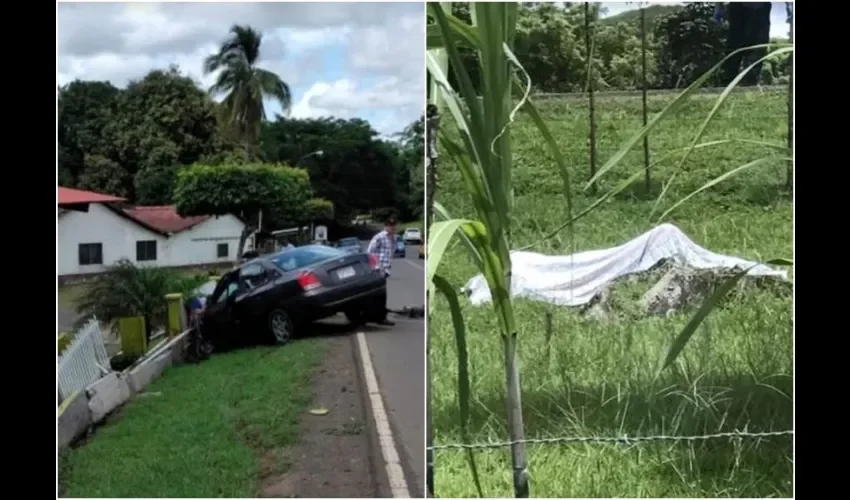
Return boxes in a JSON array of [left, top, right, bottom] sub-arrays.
[[463, 223, 788, 307]]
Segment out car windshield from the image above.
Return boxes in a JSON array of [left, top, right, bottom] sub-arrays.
[[339, 238, 359, 247], [269, 245, 347, 272], [406, 228, 420, 234]]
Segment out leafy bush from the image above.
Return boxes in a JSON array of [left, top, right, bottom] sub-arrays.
[[173, 162, 311, 228], [76, 259, 206, 340]]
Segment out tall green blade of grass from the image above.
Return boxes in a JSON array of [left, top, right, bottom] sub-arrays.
[[433, 274, 483, 498], [648, 45, 794, 370], [650, 45, 793, 221]]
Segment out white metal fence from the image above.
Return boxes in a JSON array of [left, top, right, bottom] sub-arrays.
[[58, 318, 111, 401]]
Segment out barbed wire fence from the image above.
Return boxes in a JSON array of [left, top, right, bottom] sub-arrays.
[[530, 83, 786, 101], [428, 428, 793, 452]]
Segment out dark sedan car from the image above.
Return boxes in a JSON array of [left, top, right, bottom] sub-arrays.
[[200, 245, 387, 348]]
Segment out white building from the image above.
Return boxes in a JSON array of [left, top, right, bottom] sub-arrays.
[[58, 187, 247, 279]]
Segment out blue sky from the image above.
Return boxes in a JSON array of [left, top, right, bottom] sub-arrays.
[[58, 2, 425, 138]]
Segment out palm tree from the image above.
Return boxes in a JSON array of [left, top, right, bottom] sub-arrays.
[[204, 25, 292, 151], [76, 259, 206, 342]]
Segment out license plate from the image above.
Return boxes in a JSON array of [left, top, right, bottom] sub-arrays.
[[336, 266, 355, 280]]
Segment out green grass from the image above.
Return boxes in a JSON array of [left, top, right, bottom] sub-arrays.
[[59, 341, 324, 498], [430, 90, 793, 497]]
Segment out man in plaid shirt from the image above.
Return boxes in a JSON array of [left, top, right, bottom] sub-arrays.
[[368, 218, 396, 278], [366, 218, 396, 326]]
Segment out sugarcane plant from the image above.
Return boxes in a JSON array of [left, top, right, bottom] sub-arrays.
[[426, 2, 577, 497]]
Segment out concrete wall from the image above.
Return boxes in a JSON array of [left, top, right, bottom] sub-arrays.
[[164, 214, 246, 266], [58, 204, 163, 276], [57, 330, 191, 450]]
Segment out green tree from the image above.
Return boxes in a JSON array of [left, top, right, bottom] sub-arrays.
[[305, 197, 335, 221], [173, 163, 312, 255], [395, 116, 425, 220], [77, 155, 130, 197], [134, 164, 185, 205], [654, 3, 727, 88], [204, 25, 292, 150], [58, 80, 120, 185], [60, 67, 223, 200], [260, 117, 399, 219]]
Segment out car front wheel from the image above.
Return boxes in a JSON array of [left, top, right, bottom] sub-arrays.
[[268, 308, 294, 345]]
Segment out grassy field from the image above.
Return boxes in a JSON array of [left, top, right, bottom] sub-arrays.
[[430, 90, 793, 497], [59, 341, 324, 497]]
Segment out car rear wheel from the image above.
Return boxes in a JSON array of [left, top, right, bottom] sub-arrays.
[[268, 309, 294, 345]]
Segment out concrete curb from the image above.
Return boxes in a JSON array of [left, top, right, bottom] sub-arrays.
[[355, 331, 411, 498]]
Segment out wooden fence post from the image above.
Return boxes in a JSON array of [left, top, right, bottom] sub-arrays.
[[585, 2, 599, 195]]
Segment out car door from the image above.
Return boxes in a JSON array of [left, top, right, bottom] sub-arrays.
[[232, 263, 279, 327], [202, 272, 241, 340]]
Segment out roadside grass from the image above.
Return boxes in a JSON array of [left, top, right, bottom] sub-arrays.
[[430, 90, 793, 497], [59, 341, 324, 498]]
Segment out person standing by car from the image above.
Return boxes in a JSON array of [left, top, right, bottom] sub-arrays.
[[366, 218, 396, 326]]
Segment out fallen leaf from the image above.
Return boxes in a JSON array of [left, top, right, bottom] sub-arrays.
[[309, 408, 329, 415]]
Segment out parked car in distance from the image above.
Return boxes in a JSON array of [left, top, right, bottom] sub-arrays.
[[337, 237, 361, 254], [199, 245, 387, 349], [394, 235, 406, 258], [403, 227, 422, 244]]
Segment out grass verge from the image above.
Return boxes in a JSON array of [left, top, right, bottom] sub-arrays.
[[59, 341, 324, 498], [430, 90, 792, 497]]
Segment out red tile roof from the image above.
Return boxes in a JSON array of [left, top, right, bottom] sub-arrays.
[[58, 186, 125, 205], [122, 205, 210, 234]]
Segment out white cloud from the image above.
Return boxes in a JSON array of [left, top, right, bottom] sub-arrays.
[[57, 2, 424, 135]]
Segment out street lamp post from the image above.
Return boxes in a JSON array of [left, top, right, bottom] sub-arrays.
[[295, 150, 324, 240]]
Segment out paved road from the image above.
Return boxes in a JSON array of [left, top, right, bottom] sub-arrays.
[[363, 245, 425, 497]]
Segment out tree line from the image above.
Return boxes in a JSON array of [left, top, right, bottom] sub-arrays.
[[58, 25, 424, 236], [442, 2, 790, 94]]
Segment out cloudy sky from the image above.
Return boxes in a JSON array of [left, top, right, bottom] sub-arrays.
[[57, 2, 425, 137]]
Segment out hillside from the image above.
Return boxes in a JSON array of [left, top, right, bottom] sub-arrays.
[[601, 4, 683, 31]]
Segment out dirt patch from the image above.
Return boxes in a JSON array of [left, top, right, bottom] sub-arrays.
[[259, 335, 375, 498], [580, 259, 792, 322]]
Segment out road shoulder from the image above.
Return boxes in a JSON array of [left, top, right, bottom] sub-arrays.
[[260, 334, 378, 498]]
